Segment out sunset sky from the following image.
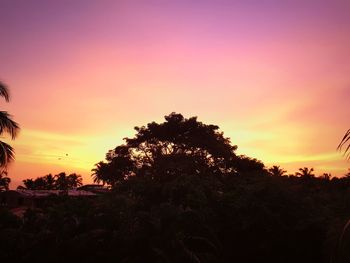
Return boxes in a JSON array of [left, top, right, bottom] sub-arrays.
[[0, 0, 349, 188]]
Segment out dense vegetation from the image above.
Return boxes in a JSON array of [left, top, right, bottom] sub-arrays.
[[1, 113, 350, 262], [17, 172, 83, 190], [0, 81, 20, 169]]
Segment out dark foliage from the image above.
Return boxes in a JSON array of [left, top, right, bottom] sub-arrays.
[[92, 113, 239, 186], [0, 170, 10, 191], [18, 172, 83, 190], [0, 81, 20, 169]]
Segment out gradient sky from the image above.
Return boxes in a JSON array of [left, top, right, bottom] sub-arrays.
[[0, 0, 349, 188]]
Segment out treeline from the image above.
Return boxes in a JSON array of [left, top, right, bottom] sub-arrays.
[[2, 168, 350, 262], [0, 113, 350, 262], [17, 172, 83, 190]]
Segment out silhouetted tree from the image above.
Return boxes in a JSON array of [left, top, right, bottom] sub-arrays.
[[66, 173, 83, 189], [20, 177, 48, 190], [21, 178, 35, 190], [321, 173, 332, 181], [338, 129, 350, 160], [268, 165, 287, 176], [91, 161, 113, 185], [93, 112, 237, 186], [43, 174, 55, 189], [0, 170, 10, 191], [295, 167, 315, 178], [31, 177, 47, 190], [54, 172, 69, 190], [18, 172, 83, 190], [54, 172, 82, 190], [0, 81, 19, 169], [232, 155, 267, 177]]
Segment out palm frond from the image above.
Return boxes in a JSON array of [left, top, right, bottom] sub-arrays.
[[0, 111, 19, 139], [0, 140, 15, 167], [0, 82, 10, 102], [338, 129, 350, 160]]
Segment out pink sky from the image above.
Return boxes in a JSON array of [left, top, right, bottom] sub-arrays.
[[0, 0, 349, 188]]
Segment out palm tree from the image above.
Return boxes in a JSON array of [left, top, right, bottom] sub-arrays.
[[43, 174, 56, 189], [295, 167, 315, 178], [66, 173, 83, 188], [20, 178, 35, 189], [338, 129, 350, 160], [0, 81, 19, 169], [0, 170, 10, 191], [54, 172, 83, 190], [321, 173, 332, 180], [268, 165, 287, 176], [54, 172, 69, 190], [91, 161, 110, 185]]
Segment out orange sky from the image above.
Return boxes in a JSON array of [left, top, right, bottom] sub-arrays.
[[0, 0, 349, 188]]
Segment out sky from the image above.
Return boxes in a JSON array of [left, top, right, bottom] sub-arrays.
[[0, 0, 349, 188]]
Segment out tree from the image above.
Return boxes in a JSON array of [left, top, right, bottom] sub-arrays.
[[321, 173, 332, 181], [0, 170, 10, 191], [268, 165, 287, 177], [18, 172, 83, 190], [54, 172, 82, 190], [43, 174, 56, 189], [21, 178, 35, 190], [338, 129, 350, 160], [92, 161, 114, 185], [92, 113, 237, 186], [54, 172, 69, 190], [30, 177, 47, 190], [232, 155, 267, 177], [0, 81, 20, 169], [20, 177, 47, 190], [295, 167, 315, 178], [55, 172, 82, 190]]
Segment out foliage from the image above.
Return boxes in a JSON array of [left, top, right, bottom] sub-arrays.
[[268, 165, 287, 176], [0, 81, 19, 170], [295, 167, 315, 178], [93, 113, 241, 186], [2, 169, 350, 262], [18, 172, 83, 190], [0, 170, 10, 191]]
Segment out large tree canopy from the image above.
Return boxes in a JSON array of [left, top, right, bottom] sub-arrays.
[[93, 113, 239, 186]]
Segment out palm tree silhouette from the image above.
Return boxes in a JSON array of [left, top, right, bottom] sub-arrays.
[[295, 167, 315, 178], [54, 172, 83, 190], [66, 173, 83, 188], [0, 170, 10, 191], [338, 129, 350, 160], [0, 81, 19, 169], [44, 174, 56, 189], [91, 161, 111, 185], [20, 178, 35, 189], [268, 165, 287, 176]]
